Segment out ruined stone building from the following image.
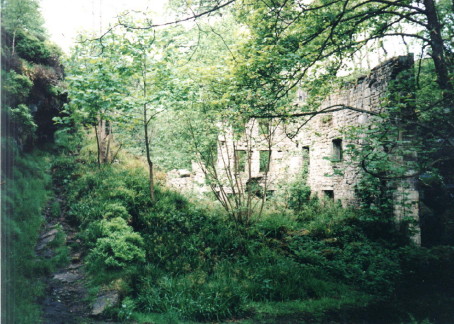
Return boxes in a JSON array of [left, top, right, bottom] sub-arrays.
[[168, 55, 420, 240]]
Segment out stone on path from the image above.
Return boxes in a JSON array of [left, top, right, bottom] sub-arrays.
[[53, 272, 82, 283], [91, 291, 119, 316]]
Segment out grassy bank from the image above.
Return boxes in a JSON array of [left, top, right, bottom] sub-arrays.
[[2, 149, 51, 323], [49, 138, 454, 323]]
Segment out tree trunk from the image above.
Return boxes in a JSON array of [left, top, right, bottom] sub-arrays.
[[12, 29, 16, 55], [142, 60, 155, 201], [98, 119, 108, 163], [424, 0, 452, 92], [94, 125, 101, 168], [144, 106, 155, 202], [148, 161, 155, 202]]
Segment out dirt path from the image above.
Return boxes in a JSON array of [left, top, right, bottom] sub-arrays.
[[36, 197, 115, 324]]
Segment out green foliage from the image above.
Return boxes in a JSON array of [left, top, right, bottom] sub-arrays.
[[136, 269, 247, 321], [86, 217, 145, 282], [287, 178, 311, 211], [53, 128, 81, 151], [54, 1, 453, 321], [2, 70, 33, 102], [1, 0, 45, 37], [52, 141, 454, 322], [14, 30, 59, 64], [1, 3, 66, 319], [7, 104, 38, 143], [1, 151, 49, 323], [2, 0, 65, 147], [117, 296, 136, 321]]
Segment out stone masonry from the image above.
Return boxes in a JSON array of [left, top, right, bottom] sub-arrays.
[[167, 55, 420, 241]]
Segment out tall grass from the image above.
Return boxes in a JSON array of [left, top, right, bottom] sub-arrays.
[[51, 138, 454, 323], [2, 151, 50, 323]]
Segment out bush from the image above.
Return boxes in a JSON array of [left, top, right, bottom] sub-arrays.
[[241, 250, 337, 301], [15, 30, 59, 65], [398, 245, 454, 294], [53, 141, 454, 323], [2, 70, 33, 103], [86, 217, 145, 283], [287, 178, 311, 211], [51, 155, 79, 187]]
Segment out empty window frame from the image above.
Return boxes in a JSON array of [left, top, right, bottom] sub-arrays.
[[302, 146, 310, 166], [258, 120, 270, 135], [332, 139, 343, 161], [323, 190, 334, 199], [234, 150, 247, 172], [259, 150, 271, 172]]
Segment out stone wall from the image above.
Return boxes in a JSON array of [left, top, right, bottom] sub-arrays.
[[167, 55, 420, 240]]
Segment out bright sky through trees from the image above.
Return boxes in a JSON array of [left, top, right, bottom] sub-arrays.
[[40, 0, 168, 52]]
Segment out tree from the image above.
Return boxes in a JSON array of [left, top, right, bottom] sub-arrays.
[[116, 25, 185, 202], [1, 0, 46, 54], [159, 0, 452, 235], [228, 0, 451, 109], [63, 34, 132, 166], [226, 0, 452, 242]]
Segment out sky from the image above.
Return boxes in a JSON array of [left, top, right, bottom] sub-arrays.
[[39, 0, 414, 69], [40, 0, 168, 53]]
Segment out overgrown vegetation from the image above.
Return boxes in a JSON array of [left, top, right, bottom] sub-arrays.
[[2, 0, 453, 323], [1, 151, 49, 323], [1, 149, 70, 323], [48, 132, 454, 323], [1, 0, 66, 322]]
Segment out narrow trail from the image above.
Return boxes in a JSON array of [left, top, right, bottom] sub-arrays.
[[36, 196, 90, 323], [36, 196, 118, 324]]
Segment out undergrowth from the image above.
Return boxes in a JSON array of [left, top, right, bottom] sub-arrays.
[[1, 149, 67, 323], [49, 135, 454, 323]]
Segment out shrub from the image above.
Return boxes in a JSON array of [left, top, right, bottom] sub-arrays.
[[7, 104, 37, 145], [287, 178, 311, 211], [54, 128, 83, 153], [242, 251, 320, 301], [103, 203, 131, 222], [51, 155, 79, 187], [15, 30, 59, 65], [2, 70, 33, 103], [86, 217, 145, 283]]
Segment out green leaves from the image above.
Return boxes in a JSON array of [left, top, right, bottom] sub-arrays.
[[86, 218, 145, 277], [2, 70, 33, 103]]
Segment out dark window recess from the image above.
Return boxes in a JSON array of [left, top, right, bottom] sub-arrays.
[[234, 150, 247, 172], [259, 150, 271, 172], [258, 120, 270, 135], [332, 139, 342, 161], [323, 190, 334, 199], [302, 146, 310, 165], [246, 177, 263, 198]]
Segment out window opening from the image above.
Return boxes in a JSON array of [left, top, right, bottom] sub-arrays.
[[234, 150, 247, 172], [323, 190, 334, 199], [332, 139, 342, 161], [259, 150, 271, 172], [302, 146, 310, 166], [234, 122, 246, 138], [258, 120, 270, 135]]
